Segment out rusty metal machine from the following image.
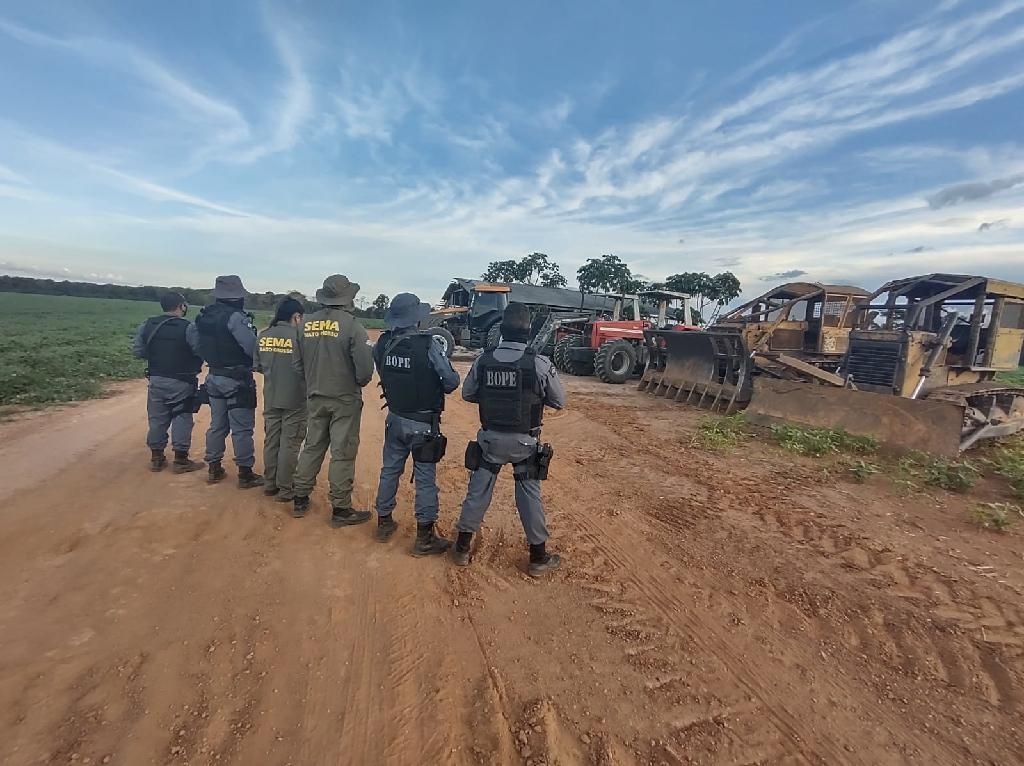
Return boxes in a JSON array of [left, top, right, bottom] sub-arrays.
[[639, 282, 869, 412], [743, 274, 1024, 455]]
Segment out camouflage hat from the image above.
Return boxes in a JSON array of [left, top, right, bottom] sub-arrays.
[[316, 274, 360, 308], [212, 275, 246, 300]]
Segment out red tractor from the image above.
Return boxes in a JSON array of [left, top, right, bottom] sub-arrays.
[[553, 291, 697, 384]]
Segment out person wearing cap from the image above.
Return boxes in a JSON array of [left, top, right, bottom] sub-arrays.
[[291, 275, 375, 526], [132, 291, 205, 474], [195, 275, 263, 489], [452, 302, 565, 576], [372, 293, 461, 555], [256, 297, 307, 503]]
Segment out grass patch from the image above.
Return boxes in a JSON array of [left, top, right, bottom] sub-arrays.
[[970, 502, 1021, 532], [846, 459, 881, 483], [984, 438, 1024, 500], [771, 424, 878, 457], [693, 413, 748, 450], [997, 366, 1024, 386], [921, 459, 981, 492]]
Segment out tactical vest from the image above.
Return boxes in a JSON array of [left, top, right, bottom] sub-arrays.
[[141, 315, 202, 380], [477, 348, 543, 434], [196, 302, 252, 370], [379, 332, 444, 422]]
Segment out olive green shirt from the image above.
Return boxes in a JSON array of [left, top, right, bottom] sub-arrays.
[[293, 308, 374, 398], [256, 323, 306, 410]]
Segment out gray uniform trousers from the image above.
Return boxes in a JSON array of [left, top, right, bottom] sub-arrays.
[[456, 429, 550, 545], [374, 413, 442, 524], [146, 376, 197, 452], [264, 407, 307, 498], [204, 374, 256, 468]]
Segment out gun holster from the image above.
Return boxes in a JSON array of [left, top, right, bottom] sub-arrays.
[[514, 443, 554, 481], [412, 433, 448, 464], [193, 383, 210, 412]]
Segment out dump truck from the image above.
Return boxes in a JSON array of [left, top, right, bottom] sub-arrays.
[[741, 273, 1024, 455], [425, 279, 621, 355], [639, 282, 869, 412]]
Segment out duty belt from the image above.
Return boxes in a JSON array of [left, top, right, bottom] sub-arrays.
[[394, 410, 440, 426], [209, 366, 254, 382]]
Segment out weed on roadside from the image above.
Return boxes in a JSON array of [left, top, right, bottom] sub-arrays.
[[970, 502, 1022, 532], [693, 414, 748, 450], [984, 439, 1024, 500], [847, 459, 881, 483], [771, 424, 878, 457], [921, 459, 981, 492]]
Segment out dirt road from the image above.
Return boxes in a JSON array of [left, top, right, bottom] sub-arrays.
[[1, 366, 1023, 765]]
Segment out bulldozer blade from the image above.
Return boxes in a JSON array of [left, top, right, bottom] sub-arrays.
[[640, 329, 753, 413], [745, 378, 966, 458]]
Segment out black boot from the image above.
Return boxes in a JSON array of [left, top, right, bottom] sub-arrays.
[[263, 486, 280, 497], [412, 522, 451, 557], [528, 542, 561, 577], [238, 466, 264, 490], [292, 496, 310, 518], [331, 507, 372, 527], [376, 514, 398, 542], [172, 450, 203, 474], [207, 460, 227, 484], [150, 449, 167, 472], [451, 530, 473, 566]]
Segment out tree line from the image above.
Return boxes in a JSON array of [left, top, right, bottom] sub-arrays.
[[0, 275, 395, 319], [482, 253, 742, 322]]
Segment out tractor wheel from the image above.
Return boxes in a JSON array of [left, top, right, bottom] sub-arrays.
[[425, 327, 456, 358], [594, 339, 638, 384], [485, 323, 502, 350], [553, 336, 574, 372], [564, 336, 594, 377]]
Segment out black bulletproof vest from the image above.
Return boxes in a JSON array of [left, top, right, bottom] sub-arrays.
[[142, 315, 202, 379], [196, 302, 252, 369], [379, 332, 444, 419], [477, 348, 543, 433]]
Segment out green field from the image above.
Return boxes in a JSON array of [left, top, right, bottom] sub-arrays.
[[0, 293, 381, 409]]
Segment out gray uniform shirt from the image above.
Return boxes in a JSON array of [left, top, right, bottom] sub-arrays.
[[226, 311, 258, 369], [462, 341, 566, 463]]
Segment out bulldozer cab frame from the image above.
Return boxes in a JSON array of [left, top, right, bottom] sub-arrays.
[[718, 282, 869, 358], [845, 274, 1024, 397]]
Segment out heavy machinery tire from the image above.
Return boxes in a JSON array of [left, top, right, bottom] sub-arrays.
[[564, 335, 595, 377], [425, 327, 456, 358], [594, 339, 638, 384], [553, 336, 574, 373], [485, 323, 502, 350]]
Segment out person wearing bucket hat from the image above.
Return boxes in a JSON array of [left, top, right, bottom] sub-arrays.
[[195, 275, 264, 489], [372, 293, 461, 555], [291, 275, 375, 526], [256, 297, 307, 502]]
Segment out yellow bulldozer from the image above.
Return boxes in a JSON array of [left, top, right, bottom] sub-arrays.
[[639, 282, 869, 412], [642, 274, 1024, 456]]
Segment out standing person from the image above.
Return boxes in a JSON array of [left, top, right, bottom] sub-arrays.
[[257, 297, 307, 503], [195, 275, 263, 489], [373, 293, 461, 555], [291, 275, 375, 526], [132, 291, 205, 473], [453, 302, 565, 576]]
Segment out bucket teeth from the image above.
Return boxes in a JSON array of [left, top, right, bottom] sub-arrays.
[[639, 328, 752, 413]]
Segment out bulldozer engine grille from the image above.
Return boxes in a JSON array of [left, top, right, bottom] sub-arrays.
[[846, 339, 902, 390]]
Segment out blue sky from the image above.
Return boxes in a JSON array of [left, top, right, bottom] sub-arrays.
[[0, 0, 1023, 303]]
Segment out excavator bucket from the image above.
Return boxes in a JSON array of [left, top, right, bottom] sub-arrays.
[[744, 378, 967, 458], [639, 328, 753, 413]]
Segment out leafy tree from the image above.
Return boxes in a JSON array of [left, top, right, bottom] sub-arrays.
[[576, 254, 643, 294], [665, 270, 742, 319], [481, 252, 567, 288], [371, 293, 390, 318]]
